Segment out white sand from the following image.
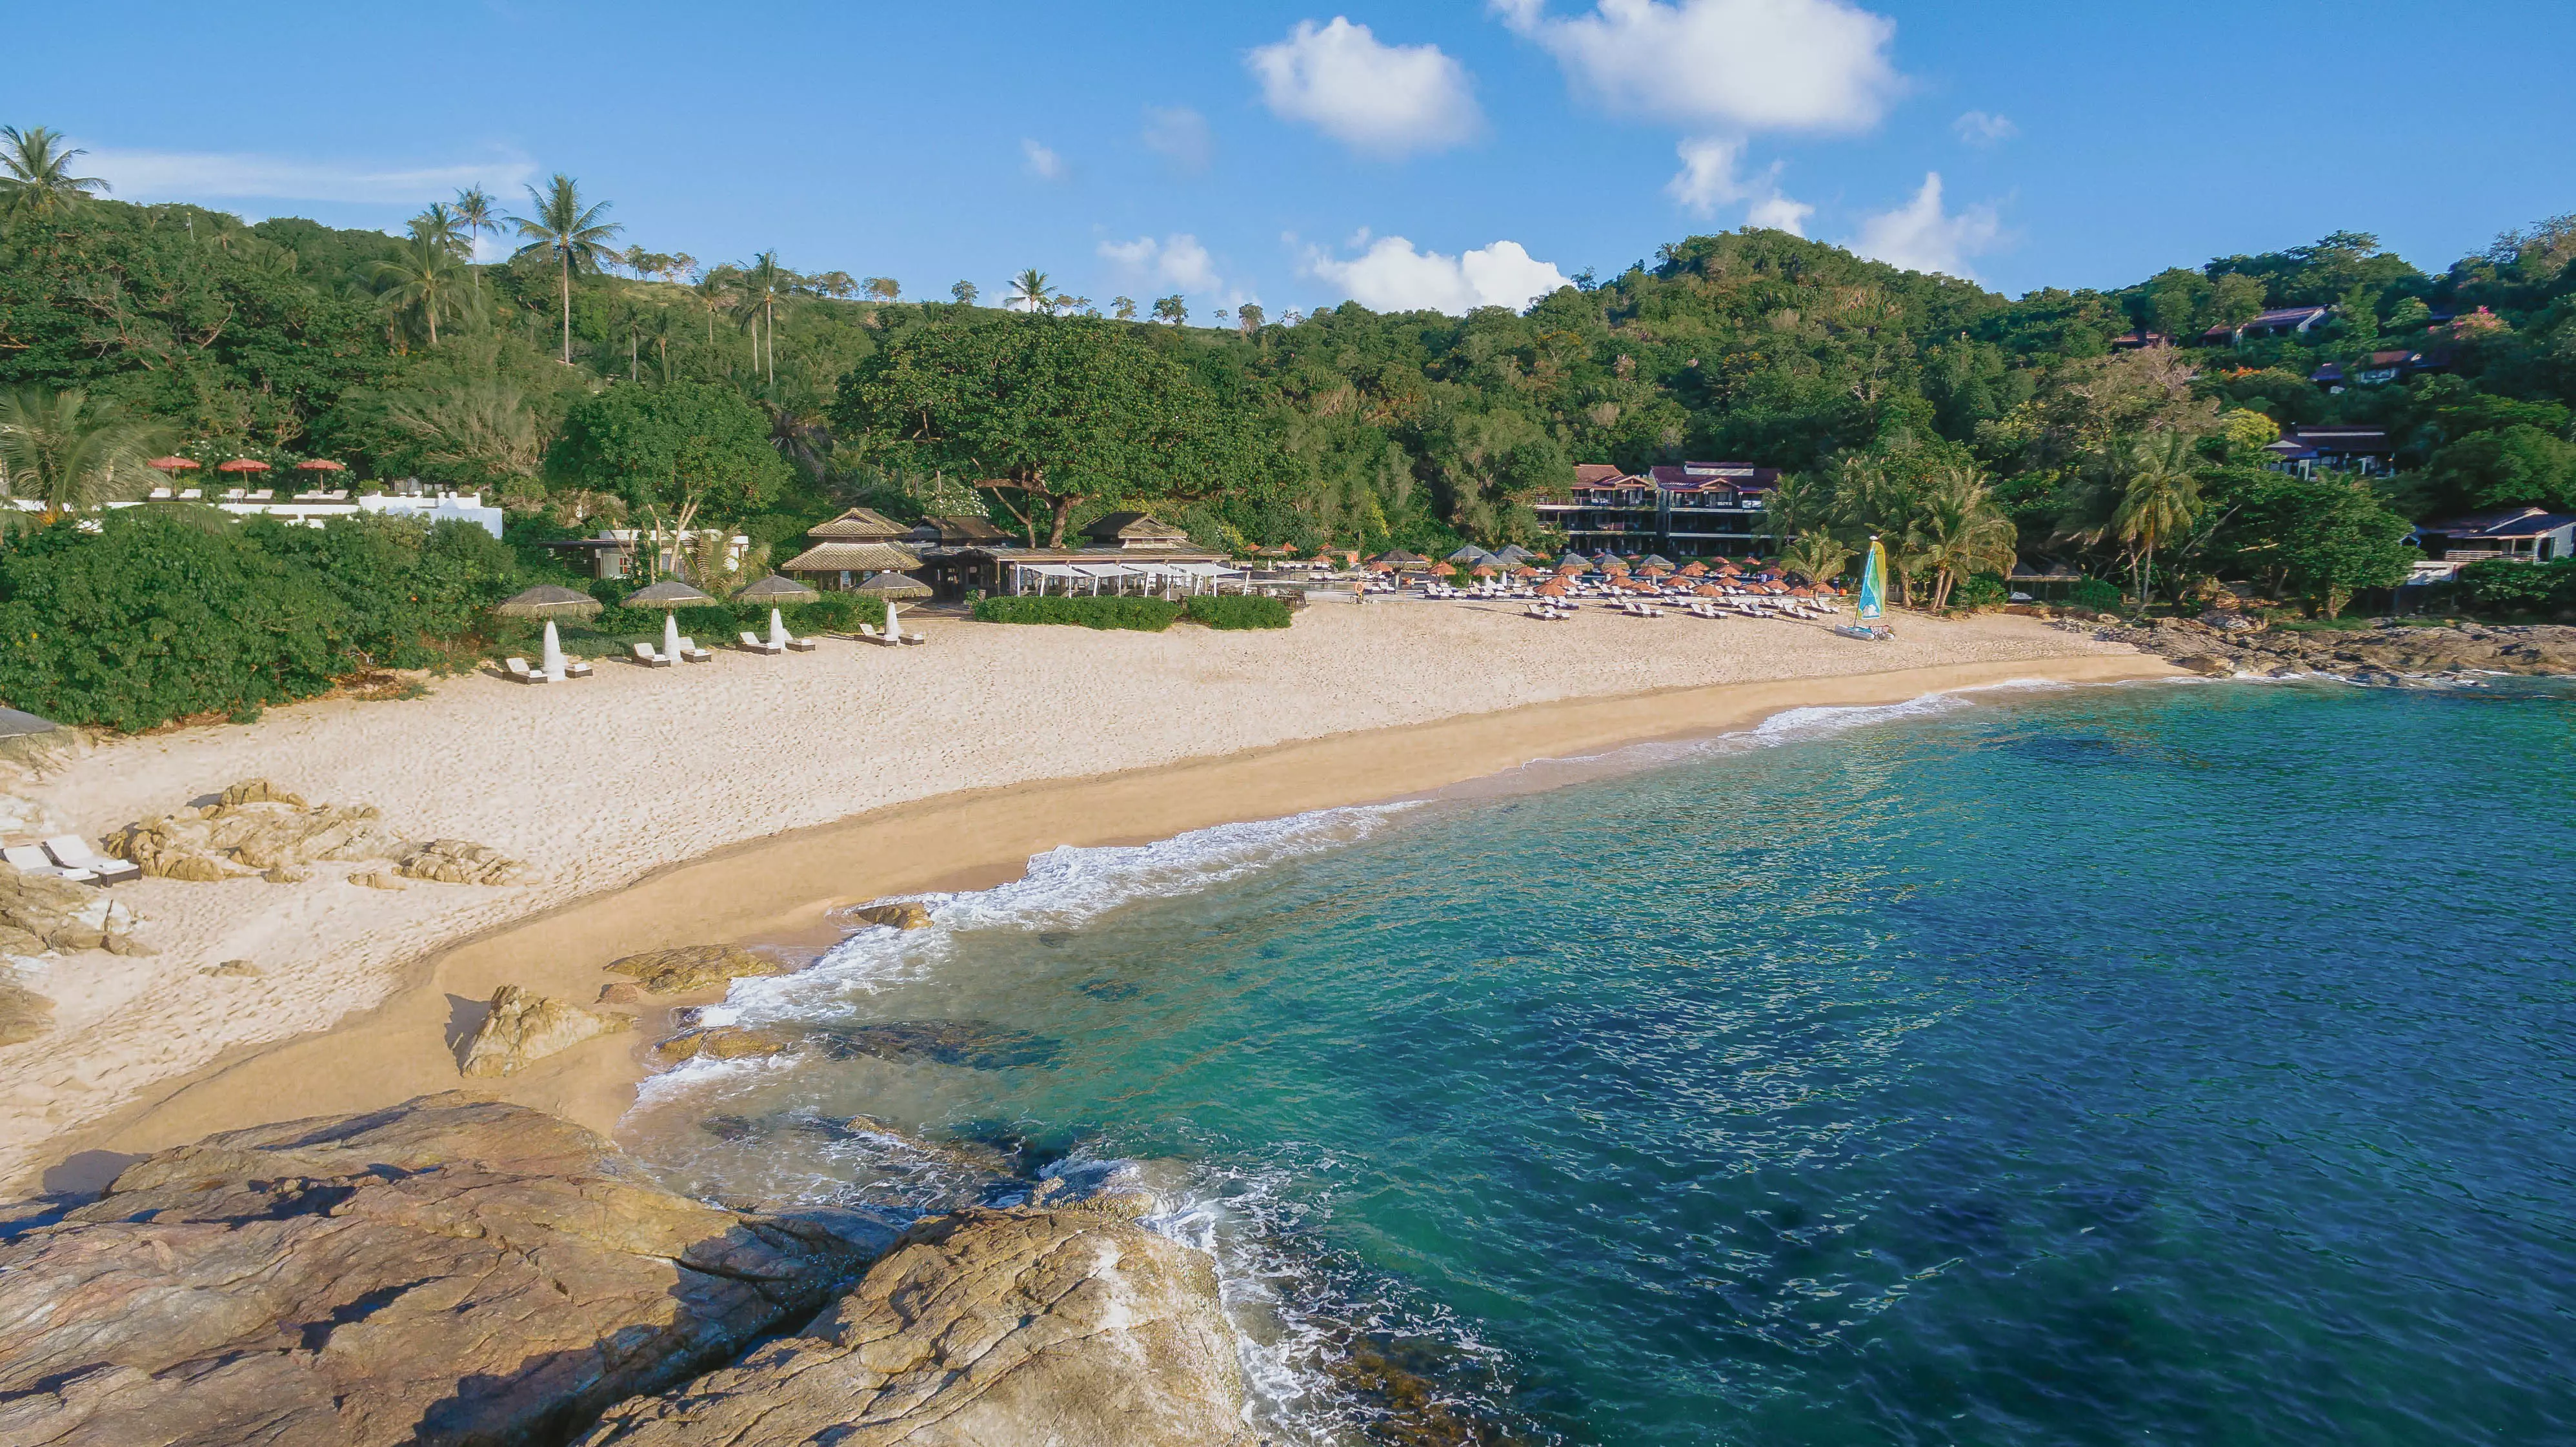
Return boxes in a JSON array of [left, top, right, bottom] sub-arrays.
[[0, 602, 2144, 1188]]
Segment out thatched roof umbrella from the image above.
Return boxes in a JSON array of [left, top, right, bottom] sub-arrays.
[[1536, 580, 1569, 597], [1556, 560, 1586, 575], [1512, 565, 1540, 578], [738, 574, 821, 605], [1430, 561, 1456, 576], [1678, 561, 1708, 577], [493, 585, 603, 620], [1472, 564, 1499, 578], [1695, 583, 1722, 596], [625, 579, 717, 609], [1639, 554, 1676, 571], [852, 571, 933, 600]]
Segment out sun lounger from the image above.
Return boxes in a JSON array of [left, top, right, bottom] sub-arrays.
[[856, 623, 900, 647], [564, 658, 593, 678], [5, 844, 91, 882], [785, 634, 818, 652], [632, 642, 673, 667], [739, 631, 786, 655], [503, 657, 547, 683], [676, 636, 712, 663], [43, 836, 139, 882]]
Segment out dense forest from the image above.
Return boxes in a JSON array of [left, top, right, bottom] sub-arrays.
[[5, 125, 2575, 661]]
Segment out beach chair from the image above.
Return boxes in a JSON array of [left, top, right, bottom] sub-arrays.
[[632, 642, 673, 668], [738, 631, 786, 655], [563, 657, 593, 678], [503, 657, 548, 683], [676, 636, 713, 663], [4, 844, 90, 882], [856, 623, 898, 646], [895, 623, 926, 645], [43, 837, 139, 882], [785, 632, 818, 652]]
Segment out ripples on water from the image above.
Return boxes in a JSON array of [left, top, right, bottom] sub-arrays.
[[621, 679, 2576, 1446]]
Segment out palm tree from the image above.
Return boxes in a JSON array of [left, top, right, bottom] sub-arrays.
[[0, 387, 166, 517], [408, 202, 467, 259], [0, 126, 109, 222], [690, 267, 740, 349], [2066, 430, 2202, 608], [1010, 268, 1054, 315], [384, 380, 542, 487], [1780, 534, 1855, 589], [738, 251, 791, 393], [1913, 464, 2018, 609], [373, 234, 470, 346], [505, 174, 623, 363], [452, 185, 499, 251]]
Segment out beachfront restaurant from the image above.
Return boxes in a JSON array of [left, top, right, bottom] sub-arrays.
[[927, 512, 1236, 599], [779, 507, 927, 591]]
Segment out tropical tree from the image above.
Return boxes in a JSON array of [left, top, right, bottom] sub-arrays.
[[0, 387, 166, 517], [1009, 268, 1054, 315], [373, 233, 471, 346], [2066, 429, 2204, 608], [505, 173, 623, 363], [690, 266, 740, 348], [383, 381, 543, 489], [0, 126, 109, 223], [1780, 534, 1855, 589], [1111, 296, 1137, 321], [1912, 463, 2018, 609], [452, 185, 499, 250], [1151, 295, 1187, 326], [865, 276, 899, 301], [737, 250, 792, 392], [408, 201, 467, 259], [950, 280, 978, 305]]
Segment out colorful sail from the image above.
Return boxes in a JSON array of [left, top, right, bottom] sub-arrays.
[[1857, 538, 1887, 622]]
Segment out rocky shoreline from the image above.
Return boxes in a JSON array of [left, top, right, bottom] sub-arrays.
[[2049, 614, 2576, 685], [0, 1096, 1257, 1447]]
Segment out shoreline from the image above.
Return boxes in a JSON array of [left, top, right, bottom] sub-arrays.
[[23, 651, 2178, 1195]]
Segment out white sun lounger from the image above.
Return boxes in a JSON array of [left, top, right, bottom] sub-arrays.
[[44, 837, 139, 882], [5, 844, 91, 882], [675, 636, 712, 663], [738, 631, 786, 655], [632, 642, 674, 667], [503, 657, 548, 683]]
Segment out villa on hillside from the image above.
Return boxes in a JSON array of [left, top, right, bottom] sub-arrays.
[[2413, 507, 2576, 565], [1534, 461, 1782, 558], [2202, 305, 2333, 345], [2264, 425, 2395, 478]]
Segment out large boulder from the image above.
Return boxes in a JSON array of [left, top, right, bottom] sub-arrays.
[[0, 1095, 874, 1447], [106, 781, 396, 880], [0, 869, 150, 956], [578, 1199, 1256, 1447], [607, 944, 786, 995], [846, 901, 934, 931], [458, 984, 634, 1078]]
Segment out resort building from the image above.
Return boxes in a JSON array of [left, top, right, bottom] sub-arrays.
[[2264, 425, 2395, 478], [1533, 461, 1782, 558], [780, 508, 925, 591], [112, 488, 508, 539], [912, 511, 1231, 598], [2413, 507, 2576, 564], [2201, 305, 2333, 345], [539, 527, 755, 580]]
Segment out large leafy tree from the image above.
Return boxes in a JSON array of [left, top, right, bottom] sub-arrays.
[[549, 379, 790, 540], [507, 174, 622, 364], [834, 314, 1267, 547]]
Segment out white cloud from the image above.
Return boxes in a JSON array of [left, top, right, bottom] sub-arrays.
[[1021, 139, 1067, 181], [1492, 0, 1900, 135], [81, 147, 534, 205], [1100, 233, 1222, 293], [1248, 17, 1482, 157], [1848, 172, 1999, 279], [1953, 110, 2016, 147], [1665, 136, 1812, 234], [1302, 236, 1571, 314], [1142, 106, 1213, 172]]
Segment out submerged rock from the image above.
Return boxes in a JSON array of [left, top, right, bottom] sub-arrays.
[[607, 944, 786, 995], [576, 1199, 1256, 1447], [458, 983, 633, 1078], [0, 1095, 872, 1447], [653, 1020, 1062, 1071], [654, 1024, 805, 1064]]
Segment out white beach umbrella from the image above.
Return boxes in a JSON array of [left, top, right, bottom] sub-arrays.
[[541, 620, 567, 682], [661, 611, 681, 662], [768, 607, 788, 649], [883, 600, 902, 639]]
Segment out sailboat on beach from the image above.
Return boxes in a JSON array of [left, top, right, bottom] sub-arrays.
[[1835, 536, 1895, 640]]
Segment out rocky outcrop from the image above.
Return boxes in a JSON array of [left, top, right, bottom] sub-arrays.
[[0, 980, 53, 1046], [0, 1095, 873, 1447], [578, 1198, 1256, 1447], [847, 901, 934, 931], [654, 1024, 805, 1064], [101, 780, 525, 885], [397, 838, 530, 885], [458, 984, 634, 1078], [106, 779, 396, 880], [606, 944, 786, 995], [2064, 615, 2576, 683], [0, 869, 150, 956]]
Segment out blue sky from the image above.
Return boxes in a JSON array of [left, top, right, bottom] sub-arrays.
[[19, 0, 2576, 316]]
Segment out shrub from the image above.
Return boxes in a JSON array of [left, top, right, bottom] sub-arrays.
[[1950, 574, 2008, 611], [2457, 557, 2576, 616], [972, 595, 1179, 631], [2067, 578, 2124, 612], [1182, 594, 1293, 629]]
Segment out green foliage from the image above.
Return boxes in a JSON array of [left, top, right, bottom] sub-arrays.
[[549, 381, 791, 519], [2068, 578, 2124, 611], [971, 594, 1180, 630], [1182, 594, 1293, 629], [1950, 573, 2009, 610], [0, 509, 513, 730], [2424, 424, 2576, 512], [2456, 558, 2576, 615], [2204, 467, 2414, 616]]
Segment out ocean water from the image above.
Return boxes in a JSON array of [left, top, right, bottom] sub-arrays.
[[623, 678, 2576, 1446]]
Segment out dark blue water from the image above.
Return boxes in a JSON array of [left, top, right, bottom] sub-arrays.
[[629, 679, 2576, 1446]]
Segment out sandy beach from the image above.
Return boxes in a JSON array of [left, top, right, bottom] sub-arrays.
[[1, 601, 2172, 1193]]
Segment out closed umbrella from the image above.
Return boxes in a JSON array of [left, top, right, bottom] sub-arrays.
[[541, 621, 567, 682], [767, 608, 789, 649], [662, 611, 682, 662]]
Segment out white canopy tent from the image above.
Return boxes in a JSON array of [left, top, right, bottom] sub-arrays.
[[1007, 560, 1245, 596]]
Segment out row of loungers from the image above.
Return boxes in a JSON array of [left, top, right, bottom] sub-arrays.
[[3, 837, 141, 884]]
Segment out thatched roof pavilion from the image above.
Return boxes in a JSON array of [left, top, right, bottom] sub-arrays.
[[492, 585, 603, 620], [804, 507, 909, 541], [781, 540, 924, 578]]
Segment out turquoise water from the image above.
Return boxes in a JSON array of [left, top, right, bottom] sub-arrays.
[[627, 679, 2576, 1446]]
